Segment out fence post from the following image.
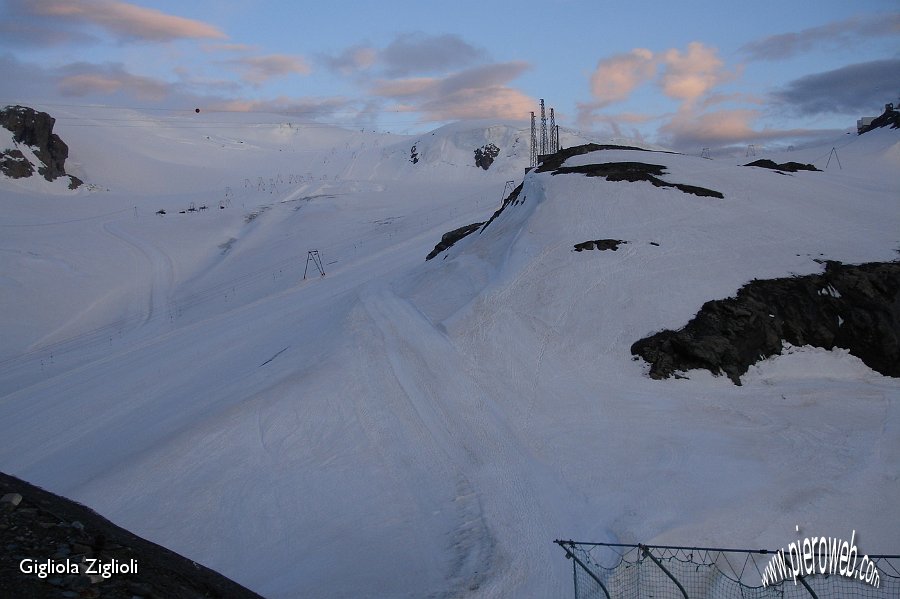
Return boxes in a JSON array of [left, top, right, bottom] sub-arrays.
[[798, 575, 820, 599], [554, 541, 611, 599], [639, 544, 689, 599]]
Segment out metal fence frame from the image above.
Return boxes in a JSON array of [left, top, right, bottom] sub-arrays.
[[555, 539, 900, 598]]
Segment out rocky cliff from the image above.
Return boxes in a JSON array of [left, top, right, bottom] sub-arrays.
[[632, 261, 900, 384], [0, 105, 82, 189]]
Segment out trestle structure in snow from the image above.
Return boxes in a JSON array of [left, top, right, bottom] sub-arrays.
[[303, 250, 325, 279]]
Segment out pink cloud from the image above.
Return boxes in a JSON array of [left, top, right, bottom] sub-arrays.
[[589, 48, 656, 105], [417, 86, 533, 121], [371, 77, 437, 98], [22, 0, 226, 41], [371, 61, 533, 121], [663, 108, 759, 142], [660, 42, 733, 104], [225, 54, 312, 85], [659, 107, 825, 149], [585, 42, 737, 115], [57, 65, 169, 100], [207, 96, 351, 118]]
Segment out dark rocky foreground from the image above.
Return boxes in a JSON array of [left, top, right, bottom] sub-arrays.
[[0, 472, 263, 599], [0, 105, 82, 189], [631, 261, 900, 385]]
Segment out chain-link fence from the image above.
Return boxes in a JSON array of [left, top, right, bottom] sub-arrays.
[[555, 540, 900, 598]]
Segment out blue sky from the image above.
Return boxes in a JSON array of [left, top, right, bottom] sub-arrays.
[[1, 0, 898, 149]]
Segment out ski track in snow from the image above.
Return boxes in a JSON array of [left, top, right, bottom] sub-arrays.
[[360, 286, 569, 596], [103, 219, 176, 327]]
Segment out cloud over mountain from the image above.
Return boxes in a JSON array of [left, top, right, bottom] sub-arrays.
[[372, 61, 533, 121], [773, 59, 900, 116], [223, 54, 312, 85]]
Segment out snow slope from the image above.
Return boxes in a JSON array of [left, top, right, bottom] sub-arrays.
[[1, 108, 898, 597]]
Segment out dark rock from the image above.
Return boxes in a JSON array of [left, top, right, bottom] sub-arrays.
[[0, 471, 264, 599], [631, 261, 900, 384], [534, 143, 671, 174], [474, 143, 500, 170], [574, 239, 626, 251], [745, 159, 820, 173], [1, 493, 22, 510], [0, 149, 34, 178], [426, 222, 484, 260], [480, 181, 524, 231], [0, 105, 81, 188], [1, 105, 66, 180], [551, 161, 724, 198], [858, 105, 900, 134]]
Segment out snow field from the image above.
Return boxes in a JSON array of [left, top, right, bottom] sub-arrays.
[[1, 111, 898, 597]]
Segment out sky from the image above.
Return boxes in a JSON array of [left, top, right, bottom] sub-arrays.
[[0, 0, 898, 151]]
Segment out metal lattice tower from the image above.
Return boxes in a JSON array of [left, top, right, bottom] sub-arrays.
[[540, 99, 548, 156], [530, 111, 537, 168], [549, 108, 557, 153]]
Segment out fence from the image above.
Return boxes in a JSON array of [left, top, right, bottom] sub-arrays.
[[555, 540, 900, 598]]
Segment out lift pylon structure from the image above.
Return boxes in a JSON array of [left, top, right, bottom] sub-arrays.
[[303, 250, 325, 279], [530, 112, 538, 168], [539, 99, 548, 156], [549, 108, 557, 153]]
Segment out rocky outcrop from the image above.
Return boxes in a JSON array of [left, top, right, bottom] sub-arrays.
[[0, 149, 34, 179], [0, 105, 82, 188], [858, 105, 900, 134], [574, 239, 627, 251], [480, 181, 524, 231], [0, 471, 263, 598], [550, 161, 724, 198], [744, 159, 819, 173], [426, 222, 484, 260], [426, 177, 528, 260], [474, 143, 500, 170], [534, 143, 657, 174], [631, 261, 900, 384]]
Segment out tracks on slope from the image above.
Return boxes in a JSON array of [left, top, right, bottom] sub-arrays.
[[359, 285, 567, 596]]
